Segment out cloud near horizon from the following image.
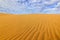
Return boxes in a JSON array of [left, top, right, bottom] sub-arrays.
[[0, 0, 60, 14]]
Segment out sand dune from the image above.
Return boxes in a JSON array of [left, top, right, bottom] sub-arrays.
[[0, 13, 60, 40]]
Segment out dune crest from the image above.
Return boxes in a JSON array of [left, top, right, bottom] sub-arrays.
[[0, 13, 60, 40]]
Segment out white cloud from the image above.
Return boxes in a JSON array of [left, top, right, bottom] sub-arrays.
[[0, 0, 60, 14]]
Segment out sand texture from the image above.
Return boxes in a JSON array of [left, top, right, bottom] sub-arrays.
[[0, 14, 60, 40]]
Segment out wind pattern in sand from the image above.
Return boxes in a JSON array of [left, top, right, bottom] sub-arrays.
[[0, 14, 60, 40]]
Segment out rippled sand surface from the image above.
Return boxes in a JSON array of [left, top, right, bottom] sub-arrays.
[[0, 14, 60, 40]]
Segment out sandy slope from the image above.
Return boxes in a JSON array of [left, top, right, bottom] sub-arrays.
[[0, 14, 60, 40]]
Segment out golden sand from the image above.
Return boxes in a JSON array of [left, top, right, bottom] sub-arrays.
[[0, 14, 60, 40]]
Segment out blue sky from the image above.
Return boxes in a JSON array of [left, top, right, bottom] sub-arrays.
[[0, 0, 60, 14]]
